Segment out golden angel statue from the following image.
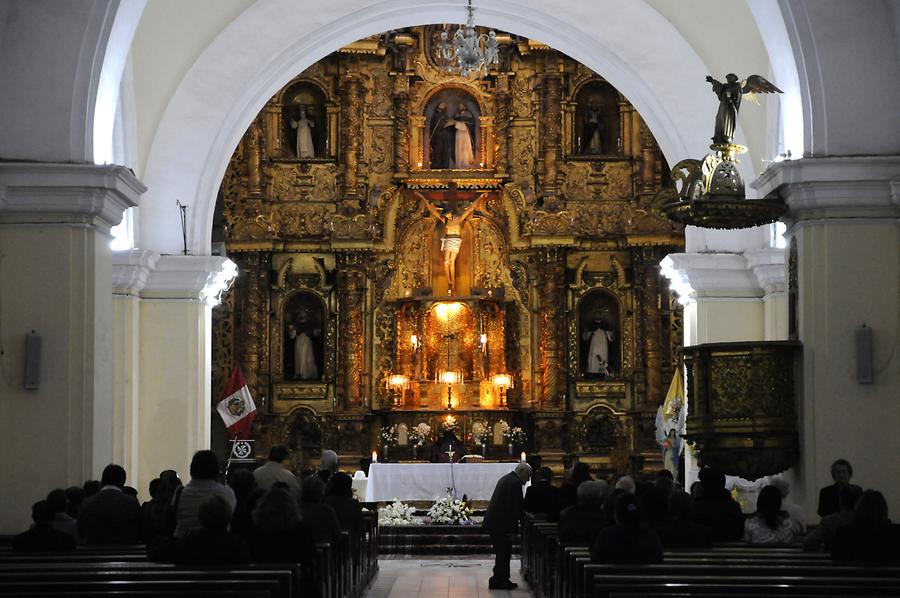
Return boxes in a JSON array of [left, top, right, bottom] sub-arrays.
[[705, 73, 782, 145]]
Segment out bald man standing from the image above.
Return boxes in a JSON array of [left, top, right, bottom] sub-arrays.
[[483, 462, 532, 590]]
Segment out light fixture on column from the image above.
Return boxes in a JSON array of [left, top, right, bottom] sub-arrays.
[[492, 372, 513, 407], [436, 0, 500, 77]]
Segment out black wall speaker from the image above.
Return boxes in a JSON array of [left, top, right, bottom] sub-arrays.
[[855, 324, 873, 384], [24, 331, 41, 390]]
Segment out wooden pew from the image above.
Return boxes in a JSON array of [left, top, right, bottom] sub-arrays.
[[592, 574, 900, 598]]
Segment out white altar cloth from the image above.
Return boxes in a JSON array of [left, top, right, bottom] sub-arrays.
[[364, 462, 523, 502]]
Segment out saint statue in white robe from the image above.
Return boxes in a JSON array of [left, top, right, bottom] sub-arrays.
[[583, 325, 613, 376], [291, 106, 315, 159], [294, 330, 318, 380]]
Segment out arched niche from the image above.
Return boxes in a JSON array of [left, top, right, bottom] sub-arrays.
[[572, 80, 621, 156], [280, 81, 330, 159], [577, 289, 621, 379], [423, 87, 482, 170], [282, 290, 326, 382]]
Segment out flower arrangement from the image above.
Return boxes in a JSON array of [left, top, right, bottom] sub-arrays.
[[407, 422, 431, 446], [504, 426, 527, 446], [378, 498, 420, 526], [425, 491, 473, 525], [472, 422, 491, 444], [380, 425, 398, 446]]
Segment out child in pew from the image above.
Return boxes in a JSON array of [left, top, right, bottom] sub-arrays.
[[12, 500, 76, 552], [744, 485, 793, 545]]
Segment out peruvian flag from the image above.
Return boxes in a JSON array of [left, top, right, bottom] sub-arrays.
[[216, 367, 257, 439]]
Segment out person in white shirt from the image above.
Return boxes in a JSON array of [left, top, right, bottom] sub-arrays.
[[253, 445, 301, 499]]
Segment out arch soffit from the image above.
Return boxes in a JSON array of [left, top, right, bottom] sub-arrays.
[[139, 0, 745, 255]]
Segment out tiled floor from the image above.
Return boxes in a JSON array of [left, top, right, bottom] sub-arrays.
[[362, 557, 532, 598]]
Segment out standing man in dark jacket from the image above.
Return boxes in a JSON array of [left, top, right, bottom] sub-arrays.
[[483, 462, 531, 590]]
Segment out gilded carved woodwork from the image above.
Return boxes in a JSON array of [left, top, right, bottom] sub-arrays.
[[212, 26, 685, 475]]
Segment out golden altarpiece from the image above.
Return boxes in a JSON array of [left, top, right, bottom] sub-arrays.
[[212, 27, 684, 476]]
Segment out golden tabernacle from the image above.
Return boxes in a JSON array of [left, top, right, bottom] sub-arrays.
[[212, 25, 685, 477]]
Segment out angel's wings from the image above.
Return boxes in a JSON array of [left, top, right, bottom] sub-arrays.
[[742, 74, 783, 105]]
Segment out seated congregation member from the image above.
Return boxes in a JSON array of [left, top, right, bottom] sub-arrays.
[[591, 492, 663, 564], [229, 469, 264, 540], [78, 464, 142, 545], [523, 466, 560, 521], [818, 458, 862, 518], [744, 485, 793, 545], [45, 488, 79, 540], [64, 485, 85, 518], [691, 466, 744, 541], [141, 476, 179, 543], [558, 462, 593, 511], [253, 445, 300, 497], [179, 495, 251, 565], [83, 479, 101, 498], [248, 487, 316, 565], [324, 472, 363, 536], [657, 491, 713, 549], [804, 484, 862, 552], [769, 476, 806, 534], [174, 450, 236, 538], [615, 475, 636, 494], [12, 500, 76, 552], [301, 474, 343, 546], [832, 489, 900, 562], [558, 480, 608, 545]]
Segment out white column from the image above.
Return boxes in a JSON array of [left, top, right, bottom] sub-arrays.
[[753, 156, 900, 520], [0, 163, 142, 533], [136, 255, 235, 489], [746, 248, 788, 341], [111, 249, 159, 496]]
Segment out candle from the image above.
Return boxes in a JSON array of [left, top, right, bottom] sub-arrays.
[[520, 451, 527, 462], [372, 451, 378, 463], [410, 334, 418, 349], [480, 333, 487, 352]]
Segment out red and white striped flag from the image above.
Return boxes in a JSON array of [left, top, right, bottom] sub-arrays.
[[216, 367, 257, 439]]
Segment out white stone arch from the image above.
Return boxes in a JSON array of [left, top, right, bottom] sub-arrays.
[[138, 0, 729, 256]]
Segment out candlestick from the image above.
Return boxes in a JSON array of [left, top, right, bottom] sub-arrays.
[[372, 451, 377, 463], [520, 451, 526, 462]]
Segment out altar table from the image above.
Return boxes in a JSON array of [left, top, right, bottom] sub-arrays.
[[364, 462, 524, 502]]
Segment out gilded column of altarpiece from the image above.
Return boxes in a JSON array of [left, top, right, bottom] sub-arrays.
[[212, 27, 683, 475]]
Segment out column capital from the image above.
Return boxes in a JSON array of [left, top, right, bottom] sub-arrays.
[[142, 255, 237, 305], [112, 250, 161, 296], [751, 156, 900, 221], [661, 252, 763, 303], [0, 162, 144, 231]]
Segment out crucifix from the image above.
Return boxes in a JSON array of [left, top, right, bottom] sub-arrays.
[[445, 444, 456, 462]]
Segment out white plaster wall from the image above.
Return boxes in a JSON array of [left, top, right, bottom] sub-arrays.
[[693, 299, 765, 344], [0, 226, 112, 533], [764, 293, 788, 341], [137, 298, 212, 491], [795, 218, 900, 519]]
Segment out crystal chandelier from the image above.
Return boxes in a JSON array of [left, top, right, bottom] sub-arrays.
[[437, 0, 500, 77]]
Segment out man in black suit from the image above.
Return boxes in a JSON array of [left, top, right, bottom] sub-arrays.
[[817, 458, 862, 518], [78, 464, 142, 544], [524, 466, 561, 521], [483, 461, 532, 590]]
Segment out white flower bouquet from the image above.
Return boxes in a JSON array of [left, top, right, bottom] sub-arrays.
[[378, 498, 420, 526], [380, 425, 398, 446], [504, 426, 526, 446], [407, 422, 431, 446], [425, 491, 473, 525]]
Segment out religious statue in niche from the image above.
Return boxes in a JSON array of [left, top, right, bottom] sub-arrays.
[[283, 83, 327, 159], [415, 191, 487, 294], [574, 82, 619, 156], [291, 106, 315, 158], [283, 292, 325, 381], [425, 89, 480, 169], [578, 290, 620, 378]]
